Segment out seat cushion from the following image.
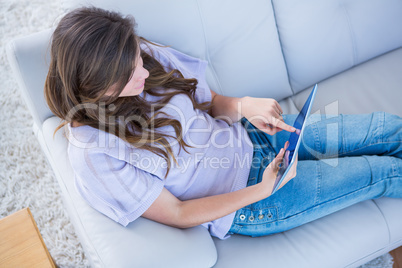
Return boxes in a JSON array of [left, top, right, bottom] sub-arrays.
[[373, 198, 402, 244], [212, 199, 399, 268]]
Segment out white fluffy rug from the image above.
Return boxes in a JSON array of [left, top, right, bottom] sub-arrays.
[[0, 0, 395, 267], [0, 0, 90, 266]]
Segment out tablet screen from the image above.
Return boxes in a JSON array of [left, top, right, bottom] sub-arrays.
[[271, 84, 317, 194], [287, 86, 316, 162]]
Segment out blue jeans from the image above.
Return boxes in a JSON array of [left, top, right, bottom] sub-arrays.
[[228, 112, 402, 237]]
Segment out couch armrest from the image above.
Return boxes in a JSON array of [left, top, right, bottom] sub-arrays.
[[6, 29, 55, 127], [37, 116, 217, 268]]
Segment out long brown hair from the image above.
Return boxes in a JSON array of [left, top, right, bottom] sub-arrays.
[[44, 6, 212, 178]]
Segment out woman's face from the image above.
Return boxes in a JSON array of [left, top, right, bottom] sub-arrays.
[[107, 52, 149, 97], [119, 53, 150, 97]]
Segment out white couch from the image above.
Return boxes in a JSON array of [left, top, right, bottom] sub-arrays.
[[7, 0, 402, 267]]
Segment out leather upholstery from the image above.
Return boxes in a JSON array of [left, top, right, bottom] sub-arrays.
[[272, 0, 402, 92]]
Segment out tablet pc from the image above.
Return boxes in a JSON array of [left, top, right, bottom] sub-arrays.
[[271, 84, 318, 194]]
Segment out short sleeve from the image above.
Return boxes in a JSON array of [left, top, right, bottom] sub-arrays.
[[141, 42, 212, 104], [73, 149, 164, 226]]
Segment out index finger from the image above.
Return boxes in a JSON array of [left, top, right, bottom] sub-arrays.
[[275, 120, 296, 133]]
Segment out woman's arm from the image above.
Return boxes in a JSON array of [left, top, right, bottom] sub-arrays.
[[209, 90, 242, 124], [142, 146, 295, 229], [209, 90, 296, 135], [142, 181, 268, 229]]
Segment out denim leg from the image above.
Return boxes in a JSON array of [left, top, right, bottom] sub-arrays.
[[268, 112, 402, 160], [229, 155, 402, 237], [231, 113, 402, 237]]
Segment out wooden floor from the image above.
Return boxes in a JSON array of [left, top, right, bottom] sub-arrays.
[[390, 246, 402, 268]]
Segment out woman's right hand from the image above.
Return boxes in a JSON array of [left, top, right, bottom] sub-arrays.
[[260, 141, 298, 196]]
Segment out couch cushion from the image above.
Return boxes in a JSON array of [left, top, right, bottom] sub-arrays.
[[373, 198, 402, 244], [39, 116, 217, 268], [213, 200, 393, 268], [290, 47, 402, 116], [63, 0, 293, 100], [272, 0, 402, 93]]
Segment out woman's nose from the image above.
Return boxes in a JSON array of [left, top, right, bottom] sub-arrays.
[[141, 67, 149, 80]]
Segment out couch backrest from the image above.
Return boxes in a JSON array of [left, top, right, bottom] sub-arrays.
[[8, 0, 402, 127], [9, 0, 294, 127], [272, 0, 402, 93], [62, 0, 294, 100]]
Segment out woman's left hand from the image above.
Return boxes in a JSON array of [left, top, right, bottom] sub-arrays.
[[240, 96, 296, 135]]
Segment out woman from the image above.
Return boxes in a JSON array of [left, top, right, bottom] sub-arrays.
[[45, 7, 402, 239]]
